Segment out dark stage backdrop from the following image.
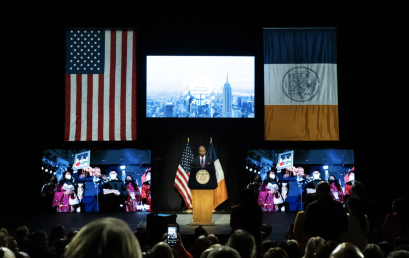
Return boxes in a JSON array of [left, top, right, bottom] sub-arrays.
[[5, 12, 408, 221]]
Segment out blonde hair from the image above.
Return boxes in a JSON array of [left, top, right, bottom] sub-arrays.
[[304, 236, 325, 258], [64, 217, 142, 258]]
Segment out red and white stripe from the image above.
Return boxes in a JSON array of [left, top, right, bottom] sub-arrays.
[[65, 30, 137, 141], [174, 165, 192, 209]]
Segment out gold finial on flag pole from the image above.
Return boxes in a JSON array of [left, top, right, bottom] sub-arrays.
[[210, 138, 212, 143], [187, 137, 189, 143]]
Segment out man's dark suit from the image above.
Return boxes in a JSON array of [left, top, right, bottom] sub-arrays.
[[190, 155, 214, 168], [304, 195, 348, 242], [81, 176, 104, 212]]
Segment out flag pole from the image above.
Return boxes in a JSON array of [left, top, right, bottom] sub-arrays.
[[183, 136, 193, 213], [210, 137, 216, 213]]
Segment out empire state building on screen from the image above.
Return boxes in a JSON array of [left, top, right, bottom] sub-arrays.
[[223, 74, 232, 118]]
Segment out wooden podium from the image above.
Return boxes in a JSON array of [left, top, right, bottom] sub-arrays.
[[191, 190, 214, 225], [188, 168, 217, 226]]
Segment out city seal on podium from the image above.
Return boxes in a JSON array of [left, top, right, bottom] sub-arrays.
[[196, 169, 210, 184]]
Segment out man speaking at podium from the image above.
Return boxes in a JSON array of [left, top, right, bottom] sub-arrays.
[[191, 146, 215, 168]]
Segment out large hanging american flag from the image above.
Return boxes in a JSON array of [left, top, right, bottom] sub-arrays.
[[175, 141, 194, 209], [65, 29, 136, 141]]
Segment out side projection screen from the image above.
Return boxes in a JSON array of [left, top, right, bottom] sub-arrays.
[[147, 56, 255, 118]]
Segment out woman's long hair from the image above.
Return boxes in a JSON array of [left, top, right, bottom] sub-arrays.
[[347, 196, 367, 233], [328, 175, 342, 192], [304, 237, 325, 258], [64, 217, 142, 258], [125, 175, 139, 192], [59, 171, 75, 186]]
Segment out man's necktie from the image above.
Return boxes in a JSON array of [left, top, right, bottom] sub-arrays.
[[201, 158, 204, 168]]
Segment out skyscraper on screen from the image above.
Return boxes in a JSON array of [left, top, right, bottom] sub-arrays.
[[223, 74, 232, 118]]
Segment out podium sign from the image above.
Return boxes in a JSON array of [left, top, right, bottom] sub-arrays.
[[188, 168, 217, 225]]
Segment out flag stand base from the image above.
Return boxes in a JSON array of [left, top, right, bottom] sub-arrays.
[[183, 209, 193, 213]]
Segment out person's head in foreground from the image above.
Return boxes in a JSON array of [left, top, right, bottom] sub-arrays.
[[264, 247, 289, 258], [0, 247, 16, 258], [316, 181, 331, 198], [304, 237, 325, 258], [207, 246, 241, 258], [329, 243, 364, 258], [362, 244, 385, 258], [64, 217, 142, 258], [150, 242, 173, 258], [260, 240, 278, 257], [386, 250, 409, 258], [280, 240, 301, 258], [227, 229, 256, 258]]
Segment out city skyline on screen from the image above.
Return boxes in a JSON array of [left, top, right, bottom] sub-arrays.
[[147, 56, 255, 118]]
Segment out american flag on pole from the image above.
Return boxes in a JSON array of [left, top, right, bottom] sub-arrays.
[[65, 29, 137, 141], [175, 141, 194, 209]]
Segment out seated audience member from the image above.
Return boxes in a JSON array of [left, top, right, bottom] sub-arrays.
[[49, 225, 66, 248], [263, 247, 289, 258], [0, 247, 16, 258], [304, 182, 348, 243], [194, 226, 208, 238], [0, 235, 7, 247], [260, 240, 278, 257], [207, 234, 219, 246], [134, 229, 151, 253], [329, 243, 364, 258], [378, 242, 394, 258], [341, 196, 370, 250], [315, 240, 339, 258], [304, 237, 325, 258], [15, 227, 30, 251], [26, 230, 55, 258], [150, 242, 173, 258], [386, 250, 409, 258], [395, 237, 409, 250], [5, 237, 29, 258], [54, 238, 67, 258], [64, 217, 142, 258], [199, 244, 221, 258], [227, 229, 257, 258], [231, 188, 263, 244], [262, 224, 273, 241], [193, 235, 211, 258], [362, 244, 385, 258], [293, 194, 318, 256], [279, 240, 301, 258], [382, 198, 409, 246], [394, 245, 409, 252], [0, 229, 8, 236], [207, 246, 241, 258], [351, 181, 376, 242]]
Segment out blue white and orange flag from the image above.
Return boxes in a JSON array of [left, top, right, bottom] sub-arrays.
[[263, 28, 339, 141], [208, 140, 228, 209]]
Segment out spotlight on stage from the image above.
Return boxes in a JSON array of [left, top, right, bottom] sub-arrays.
[[120, 165, 126, 169], [323, 165, 328, 169]]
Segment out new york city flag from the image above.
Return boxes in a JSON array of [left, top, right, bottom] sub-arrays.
[[263, 28, 339, 141]]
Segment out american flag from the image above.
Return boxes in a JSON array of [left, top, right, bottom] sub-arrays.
[[65, 29, 136, 141], [174, 142, 194, 209]]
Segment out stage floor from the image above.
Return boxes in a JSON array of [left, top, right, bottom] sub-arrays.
[[1, 211, 297, 243]]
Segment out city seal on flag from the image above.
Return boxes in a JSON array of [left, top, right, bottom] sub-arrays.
[[196, 169, 210, 184], [282, 67, 321, 102]]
